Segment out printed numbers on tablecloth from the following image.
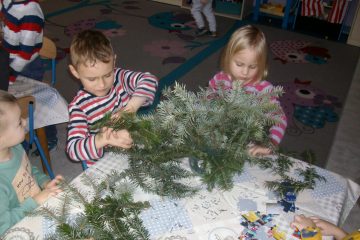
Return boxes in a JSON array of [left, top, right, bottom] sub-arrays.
[[140, 199, 193, 237], [188, 192, 237, 222]]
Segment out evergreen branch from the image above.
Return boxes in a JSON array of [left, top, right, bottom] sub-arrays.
[[300, 149, 317, 164], [92, 83, 323, 198], [31, 173, 151, 239]]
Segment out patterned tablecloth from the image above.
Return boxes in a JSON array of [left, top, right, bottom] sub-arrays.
[[8, 76, 69, 129], [3, 152, 360, 240]]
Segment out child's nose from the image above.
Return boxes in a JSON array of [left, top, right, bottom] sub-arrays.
[[242, 67, 249, 75], [98, 79, 106, 88]]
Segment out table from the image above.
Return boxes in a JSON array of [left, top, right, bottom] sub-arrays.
[[8, 76, 69, 130], [2, 152, 360, 239]]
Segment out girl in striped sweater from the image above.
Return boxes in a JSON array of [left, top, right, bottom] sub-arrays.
[[66, 30, 158, 166], [207, 25, 287, 157]]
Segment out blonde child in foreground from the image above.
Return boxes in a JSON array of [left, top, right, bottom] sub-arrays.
[[291, 214, 360, 240], [0, 90, 63, 235], [66, 30, 158, 166], [208, 25, 287, 157]]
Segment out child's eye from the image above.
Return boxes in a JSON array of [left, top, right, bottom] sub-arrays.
[[236, 63, 243, 67], [249, 65, 257, 69]]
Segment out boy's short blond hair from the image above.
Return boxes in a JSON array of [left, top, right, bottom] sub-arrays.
[[69, 30, 114, 69], [0, 90, 18, 133]]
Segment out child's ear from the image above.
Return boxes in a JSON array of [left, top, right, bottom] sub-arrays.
[[68, 64, 80, 79]]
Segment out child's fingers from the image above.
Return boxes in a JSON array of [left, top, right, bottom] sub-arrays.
[[54, 175, 64, 184], [248, 146, 271, 157], [48, 186, 62, 194], [101, 127, 114, 140], [290, 222, 297, 229], [55, 175, 64, 181], [111, 111, 122, 119], [309, 216, 320, 222]]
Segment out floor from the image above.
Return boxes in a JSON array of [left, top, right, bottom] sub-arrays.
[[326, 56, 360, 231]]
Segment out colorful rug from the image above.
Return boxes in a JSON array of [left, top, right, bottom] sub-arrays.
[[41, 0, 238, 103]]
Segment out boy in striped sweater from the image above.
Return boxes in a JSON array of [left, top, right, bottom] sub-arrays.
[[67, 30, 158, 166], [0, 0, 44, 83]]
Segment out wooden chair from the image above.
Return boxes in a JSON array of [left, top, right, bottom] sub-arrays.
[[39, 36, 57, 86], [17, 96, 54, 179]]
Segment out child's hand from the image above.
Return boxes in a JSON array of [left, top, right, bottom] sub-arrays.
[[309, 217, 347, 239], [33, 186, 62, 205], [290, 214, 316, 231], [247, 144, 272, 157], [95, 127, 133, 149], [107, 129, 133, 149], [124, 96, 148, 113], [43, 175, 64, 189]]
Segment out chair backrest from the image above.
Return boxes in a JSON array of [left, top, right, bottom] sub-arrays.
[[39, 36, 56, 59], [39, 36, 57, 86]]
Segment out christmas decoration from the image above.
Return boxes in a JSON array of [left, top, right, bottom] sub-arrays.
[[94, 83, 325, 198]]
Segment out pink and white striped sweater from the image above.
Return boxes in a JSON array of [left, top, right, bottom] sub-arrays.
[[208, 71, 287, 145]]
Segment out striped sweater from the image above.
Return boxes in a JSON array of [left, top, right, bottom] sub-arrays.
[[208, 71, 287, 145], [66, 67, 158, 164], [0, 0, 44, 83]]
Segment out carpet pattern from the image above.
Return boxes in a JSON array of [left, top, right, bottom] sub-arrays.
[[38, 0, 360, 174]]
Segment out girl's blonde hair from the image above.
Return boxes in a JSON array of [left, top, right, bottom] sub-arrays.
[[70, 30, 114, 69], [220, 25, 268, 83]]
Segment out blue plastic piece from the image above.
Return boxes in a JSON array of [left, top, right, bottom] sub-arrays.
[[81, 160, 88, 170]]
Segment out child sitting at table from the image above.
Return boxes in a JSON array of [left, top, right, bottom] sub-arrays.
[[291, 214, 360, 240], [207, 25, 287, 157], [0, 90, 63, 236], [66, 29, 158, 166]]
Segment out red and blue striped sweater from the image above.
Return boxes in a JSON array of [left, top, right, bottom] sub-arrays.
[[66, 68, 158, 164], [0, 0, 44, 83]]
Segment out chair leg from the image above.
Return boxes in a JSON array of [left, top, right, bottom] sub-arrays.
[[34, 135, 55, 179], [36, 127, 54, 178], [81, 161, 89, 170]]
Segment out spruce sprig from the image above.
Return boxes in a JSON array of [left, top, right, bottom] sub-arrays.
[[30, 173, 150, 239]]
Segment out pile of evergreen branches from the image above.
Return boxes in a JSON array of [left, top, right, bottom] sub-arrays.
[[30, 173, 150, 240], [94, 83, 325, 198], [30, 84, 326, 238]]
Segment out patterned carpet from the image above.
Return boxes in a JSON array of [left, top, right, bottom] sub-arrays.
[[37, 0, 360, 174]]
